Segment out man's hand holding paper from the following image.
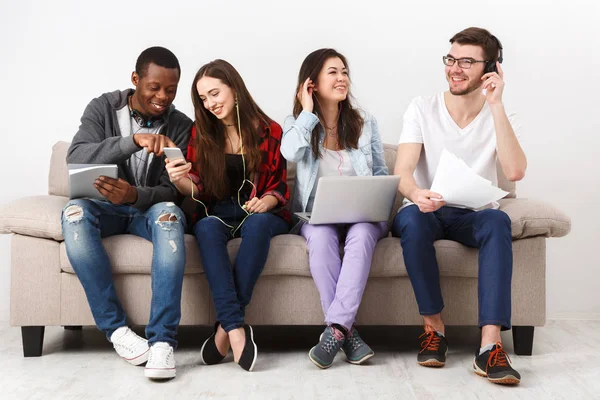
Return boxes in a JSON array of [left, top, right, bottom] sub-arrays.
[[430, 149, 508, 209]]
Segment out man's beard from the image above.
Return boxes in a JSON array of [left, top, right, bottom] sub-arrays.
[[448, 77, 483, 96]]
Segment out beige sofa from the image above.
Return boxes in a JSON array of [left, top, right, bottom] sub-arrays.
[[0, 142, 571, 357]]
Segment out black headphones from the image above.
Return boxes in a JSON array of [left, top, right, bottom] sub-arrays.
[[130, 108, 163, 128], [483, 35, 504, 74], [128, 95, 164, 128]]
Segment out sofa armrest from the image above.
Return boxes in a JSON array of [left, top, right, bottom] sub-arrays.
[[0, 195, 68, 241], [498, 198, 571, 239]]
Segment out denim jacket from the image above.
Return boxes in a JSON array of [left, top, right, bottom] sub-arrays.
[[281, 110, 388, 215]]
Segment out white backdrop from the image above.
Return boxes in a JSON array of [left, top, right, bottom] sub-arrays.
[[0, 0, 598, 322]]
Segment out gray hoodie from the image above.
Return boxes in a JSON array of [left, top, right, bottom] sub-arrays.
[[67, 89, 193, 211]]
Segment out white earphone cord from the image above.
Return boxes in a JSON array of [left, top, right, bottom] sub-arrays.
[[189, 98, 257, 236]]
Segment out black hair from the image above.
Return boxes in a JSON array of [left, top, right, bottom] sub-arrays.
[[135, 46, 181, 78]]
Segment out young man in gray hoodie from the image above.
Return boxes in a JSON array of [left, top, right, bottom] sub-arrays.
[[62, 46, 193, 380]]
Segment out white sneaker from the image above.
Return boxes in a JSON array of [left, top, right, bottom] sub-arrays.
[[145, 342, 176, 380], [110, 326, 150, 366]]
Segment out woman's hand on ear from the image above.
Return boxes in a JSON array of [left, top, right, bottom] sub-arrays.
[[297, 78, 315, 113]]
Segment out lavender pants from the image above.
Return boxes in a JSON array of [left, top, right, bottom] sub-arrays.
[[300, 221, 388, 330]]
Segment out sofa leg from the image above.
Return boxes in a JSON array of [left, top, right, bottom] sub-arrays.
[[22, 326, 45, 357], [512, 326, 534, 356], [64, 326, 82, 331]]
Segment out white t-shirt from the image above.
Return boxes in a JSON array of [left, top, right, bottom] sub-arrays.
[[307, 149, 357, 211], [399, 92, 522, 208], [117, 106, 164, 187], [319, 148, 357, 178]]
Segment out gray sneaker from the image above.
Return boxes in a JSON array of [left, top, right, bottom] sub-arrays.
[[342, 327, 374, 364], [309, 326, 345, 369]]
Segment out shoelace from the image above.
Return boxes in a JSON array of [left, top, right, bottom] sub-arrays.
[[149, 344, 172, 366], [418, 325, 441, 353], [116, 330, 146, 352], [487, 342, 511, 370], [345, 330, 363, 351], [322, 329, 344, 353], [322, 336, 338, 353]]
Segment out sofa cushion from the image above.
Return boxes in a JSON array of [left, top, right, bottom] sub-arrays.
[[286, 160, 296, 204], [60, 234, 204, 274], [232, 234, 309, 276], [383, 145, 404, 224], [499, 198, 571, 238], [0, 195, 570, 250], [49, 141, 70, 197], [0, 195, 68, 241], [59, 233, 492, 279], [371, 237, 481, 278], [59, 234, 310, 276]]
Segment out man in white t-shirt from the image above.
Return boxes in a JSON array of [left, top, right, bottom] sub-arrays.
[[392, 27, 527, 385]]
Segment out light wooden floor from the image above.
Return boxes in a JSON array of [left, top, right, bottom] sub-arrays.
[[0, 320, 598, 399]]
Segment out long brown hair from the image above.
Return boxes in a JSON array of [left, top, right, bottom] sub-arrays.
[[191, 59, 272, 199], [292, 48, 364, 159]]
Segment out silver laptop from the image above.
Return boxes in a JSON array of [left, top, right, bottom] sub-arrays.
[[295, 175, 401, 224]]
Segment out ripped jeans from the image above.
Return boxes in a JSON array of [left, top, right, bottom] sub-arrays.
[[61, 199, 187, 347]]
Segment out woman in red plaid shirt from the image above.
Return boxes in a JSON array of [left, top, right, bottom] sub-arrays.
[[164, 59, 289, 372]]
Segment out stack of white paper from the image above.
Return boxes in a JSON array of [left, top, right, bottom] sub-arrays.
[[430, 149, 508, 209], [68, 164, 118, 200]]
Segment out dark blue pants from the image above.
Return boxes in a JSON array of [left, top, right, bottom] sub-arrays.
[[392, 205, 513, 330], [193, 199, 289, 332]]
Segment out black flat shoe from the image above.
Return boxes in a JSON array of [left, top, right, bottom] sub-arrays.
[[237, 324, 257, 371], [200, 322, 228, 365]]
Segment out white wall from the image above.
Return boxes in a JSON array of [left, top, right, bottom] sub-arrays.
[[0, 0, 598, 321]]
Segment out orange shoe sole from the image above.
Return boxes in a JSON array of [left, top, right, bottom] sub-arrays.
[[473, 361, 520, 384]]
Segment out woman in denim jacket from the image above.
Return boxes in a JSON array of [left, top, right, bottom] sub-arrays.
[[281, 48, 389, 369]]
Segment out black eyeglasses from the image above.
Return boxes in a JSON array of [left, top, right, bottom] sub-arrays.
[[442, 56, 488, 69]]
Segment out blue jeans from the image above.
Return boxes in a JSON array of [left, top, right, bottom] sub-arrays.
[[193, 198, 289, 332], [392, 205, 513, 330], [61, 199, 187, 347]]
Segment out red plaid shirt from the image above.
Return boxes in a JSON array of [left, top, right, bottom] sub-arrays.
[[186, 121, 290, 224]]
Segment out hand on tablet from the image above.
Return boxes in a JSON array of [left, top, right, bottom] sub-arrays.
[[94, 176, 137, 204]]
